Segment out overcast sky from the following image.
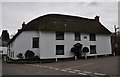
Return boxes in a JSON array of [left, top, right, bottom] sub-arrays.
[[0, 0, 119, 35]]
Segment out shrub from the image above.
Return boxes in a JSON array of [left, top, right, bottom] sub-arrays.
[[70, 47, 75, 53], [24, 50, 35, 60], [82, 47, 89, 53], [71, 43, 83, 56], [17, 53, 23, 59], [33, 55, 40, 60]]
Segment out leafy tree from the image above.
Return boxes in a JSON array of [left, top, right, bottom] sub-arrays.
[[24, 50, 35, 60], [1, 30, 10, 46], [1, 30, 10, 42]]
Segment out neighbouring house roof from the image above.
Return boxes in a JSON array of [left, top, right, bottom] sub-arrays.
[[8, 14, 111, 44], [0, 37, 2, 46]]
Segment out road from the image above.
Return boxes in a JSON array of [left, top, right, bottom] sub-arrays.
[[2, 56, 119, 77]]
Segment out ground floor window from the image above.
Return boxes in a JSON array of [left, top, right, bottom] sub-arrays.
[[90, 45, 97, 54], [8, 52, 9, 57], [12, 51, 14, 58], [8, 51, 14, 57], [9, 51, 12, 57], [32, 37, 39, 48], [56, 45, 64, 55]]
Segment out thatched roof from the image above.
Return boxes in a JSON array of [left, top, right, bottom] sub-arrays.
[[8, 14, 111, 44], [22, 14, 111, 34]]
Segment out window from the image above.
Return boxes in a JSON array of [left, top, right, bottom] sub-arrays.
[[90, 45, 96, 54], [56, 32, 64, 40], [8, 45, 10, 51], [11, 51, 14, 57], [75, 32, 81, 41], [8, 51, 10, 56], [32, 37, 39, 48], [13, 51, 14, 58], [10, 51, 12, 57], [56, 45, 64, 55], [89, 33, 96, 41]]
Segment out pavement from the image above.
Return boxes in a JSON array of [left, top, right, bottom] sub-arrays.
[[2, 56, 119, 77]]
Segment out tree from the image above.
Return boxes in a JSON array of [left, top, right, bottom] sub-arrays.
[[17, 53, 23, 59], [1, 30, 10, 41], [24, 50, 35, 60], [1, 30, 10, 46]]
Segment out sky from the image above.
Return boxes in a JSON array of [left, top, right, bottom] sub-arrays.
[[0, 0, 119, 36]]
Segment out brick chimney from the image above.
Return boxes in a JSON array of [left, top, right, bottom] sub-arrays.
[[22, 21, 26, 28], [95, 16, 100, 22], [18, 29, 21, 32]]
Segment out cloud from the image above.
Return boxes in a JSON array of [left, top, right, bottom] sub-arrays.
[[0, 2, 2, 35], [1, 2, 118, 35], [88, 2, 99, 6]]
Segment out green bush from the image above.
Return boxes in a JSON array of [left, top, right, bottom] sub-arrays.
[[17, 53, 23, 59], [33, 55, 40, 60], [71, 43, 83, 58], [24, 50, 35, 60], [82, 47, 89, 53]]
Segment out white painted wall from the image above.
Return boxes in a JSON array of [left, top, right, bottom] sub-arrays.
[[40, 31, 75, 59], [95, 34, 111, 55], [8, 31, 40, 59], [8, 31, 112, 59], [40, 31, 111, 59], [40, 31, 55, 59]]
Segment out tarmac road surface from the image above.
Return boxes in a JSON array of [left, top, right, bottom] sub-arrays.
[[2, 56, 119, 77]]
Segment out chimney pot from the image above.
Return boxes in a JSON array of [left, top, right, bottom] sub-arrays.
[[18, 29, 21, 32], [22, 21, 26, 28], [95, 16, 100, 22]]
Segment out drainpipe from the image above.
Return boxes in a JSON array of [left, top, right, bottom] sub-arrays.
[[37, 31, 40, 59]]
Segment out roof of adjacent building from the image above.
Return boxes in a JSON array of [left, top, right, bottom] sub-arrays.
[[0, 37, 2, 46], [8, 14, 111, 44]]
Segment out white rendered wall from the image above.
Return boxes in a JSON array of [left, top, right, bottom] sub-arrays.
[[9, 31, 40, 59], [40, 31, 111, 59], [40, 31, 75, 59], [95, 35, 111, 55], [81, 34, 111, 56], [9, 31, 111, 59]]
